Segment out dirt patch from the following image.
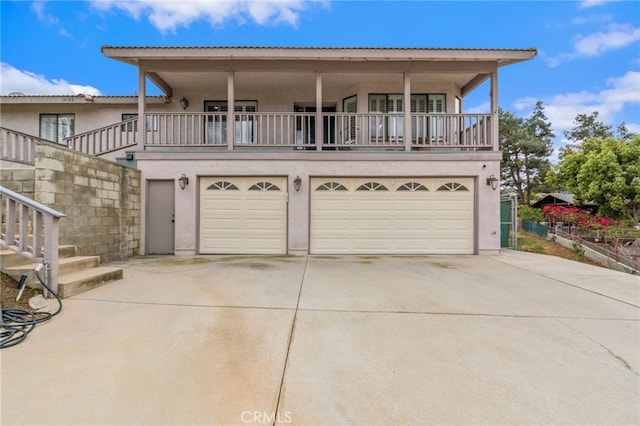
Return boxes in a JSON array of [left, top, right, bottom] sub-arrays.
[[1, 273, 39, 311], [517, 232, 603, 268]]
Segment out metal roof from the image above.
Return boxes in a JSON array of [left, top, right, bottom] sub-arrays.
[[101, 45, 537, 52]]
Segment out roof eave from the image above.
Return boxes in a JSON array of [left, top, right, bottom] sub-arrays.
[[101, 46, 537, 66]]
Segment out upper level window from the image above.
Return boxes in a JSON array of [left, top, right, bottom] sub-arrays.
[[40, 114, 74, 143], [205, 100, 257, 144], [121, 113, 158, 132]]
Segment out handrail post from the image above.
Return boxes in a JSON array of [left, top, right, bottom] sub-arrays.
[[43, 215, 60, 295]]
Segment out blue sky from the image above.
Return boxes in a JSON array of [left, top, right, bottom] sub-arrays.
[[1, 0, 639, 155]]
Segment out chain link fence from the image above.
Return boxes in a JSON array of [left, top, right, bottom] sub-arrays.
[[500, 194, 518, 250]]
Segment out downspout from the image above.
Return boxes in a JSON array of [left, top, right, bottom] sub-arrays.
[[137, 67, 146, 151]]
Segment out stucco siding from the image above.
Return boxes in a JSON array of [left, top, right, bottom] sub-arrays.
[[136, 153, 501, 256]]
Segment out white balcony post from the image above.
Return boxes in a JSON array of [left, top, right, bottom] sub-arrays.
[[227, 71, 235, 151], [137, 68, 146, 150], [490, 66, 499, 151], [404, 72, 412, 151], [316, 73, 323, 151]]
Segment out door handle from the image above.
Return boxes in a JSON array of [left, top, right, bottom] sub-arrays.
[[171, 214, 175, 223]]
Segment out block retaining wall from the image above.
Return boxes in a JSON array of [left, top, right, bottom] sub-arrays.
[[33, 141, 141, 262]]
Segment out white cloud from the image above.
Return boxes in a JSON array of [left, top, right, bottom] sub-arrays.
[[466, 101, 490, 114], [579, 0, 614, 9], [545, 23, 640, 67], [574, 23, 640, 56], [90, 0, 320, 33], [0, 63, 102, 96], [31, 1, 59, 25], [513, 70, 640, 135]]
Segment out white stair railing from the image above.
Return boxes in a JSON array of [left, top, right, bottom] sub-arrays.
[[0, 186, 66, 294]]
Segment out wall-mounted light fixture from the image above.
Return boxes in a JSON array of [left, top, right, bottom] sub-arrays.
[[293, 176, 302, 192], [178, 174, 189, 190], [486, 174, 499, 191], [179, 97, 189, 110]]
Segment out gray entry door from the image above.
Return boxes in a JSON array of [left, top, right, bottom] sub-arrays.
[[147, 180, 175, 254]]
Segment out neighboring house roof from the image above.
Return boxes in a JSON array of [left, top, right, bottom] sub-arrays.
[[532, 193, 598, 209], [0, 95, 167, 104]]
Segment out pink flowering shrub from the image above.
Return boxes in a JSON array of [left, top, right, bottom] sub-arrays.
[[542, 206, 620, 236]]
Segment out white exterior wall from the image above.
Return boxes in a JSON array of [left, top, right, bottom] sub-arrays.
[[137, 153, 501, 256]]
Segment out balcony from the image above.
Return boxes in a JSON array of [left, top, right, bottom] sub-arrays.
[[66, 112, 493, 156]]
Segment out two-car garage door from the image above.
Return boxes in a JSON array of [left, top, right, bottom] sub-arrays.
[[199, 176, 474, 254], [310, 178, 474, 254]]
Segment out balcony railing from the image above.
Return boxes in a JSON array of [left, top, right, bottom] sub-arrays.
[[66, 112, 493, 156]]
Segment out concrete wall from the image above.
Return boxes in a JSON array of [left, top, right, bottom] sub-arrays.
[[34, 141, 141, 262], [0, 167, 35, 199], [552, 235, 638, 275]]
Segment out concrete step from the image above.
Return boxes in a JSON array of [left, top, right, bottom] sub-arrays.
[[1, 244, 123, 298], [0, 245, 76, 269], [58, 266, 124, 298], [4, 255, 101, 287], [0, 249, 34, 269], [59, 256, 100, 275]]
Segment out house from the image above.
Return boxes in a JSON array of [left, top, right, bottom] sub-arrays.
[[532, 193, 598, 214], [1, 46, 537, 257]]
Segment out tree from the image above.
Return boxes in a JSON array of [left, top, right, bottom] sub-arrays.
[[563, 111, 613, 143], [547, 136, 640, 226], [500, 101, 555, 205], [561, 112, 636, 158]]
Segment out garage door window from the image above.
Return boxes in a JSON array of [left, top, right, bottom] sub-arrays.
[[356, 182, 388, 191], [249, 182, 281, 191], [437, 182, 469, 192], [397, 182, 428, 191], [207, 181, 239, 191], [316, 181, 348, 191]]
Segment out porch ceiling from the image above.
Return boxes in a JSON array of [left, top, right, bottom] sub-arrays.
[[157, 71, 477, 94]]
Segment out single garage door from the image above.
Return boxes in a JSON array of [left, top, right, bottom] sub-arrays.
[[200, 177, 287, 254], [310, 177, 474, 254]]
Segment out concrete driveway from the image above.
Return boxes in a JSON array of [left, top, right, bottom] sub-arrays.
[[1, 251, 639, 425]]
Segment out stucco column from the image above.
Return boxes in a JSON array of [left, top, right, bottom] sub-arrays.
[[316, 73, 323, 151], [288, 170, 309, 255], [227, 71, 235, 151], [403, 72, 412, 151], [137, 68, 146, 151], [174, 172, 197, 256]]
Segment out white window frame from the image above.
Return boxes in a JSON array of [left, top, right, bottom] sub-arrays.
[[368, 94, 404, 143], [411, 94, 446, 143], [40, 113, 75, 143], [205, 100, 257, 144], [121, 113, 157, 132]]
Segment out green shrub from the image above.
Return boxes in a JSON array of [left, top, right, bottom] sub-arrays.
[[518, 205, 545, 222]]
